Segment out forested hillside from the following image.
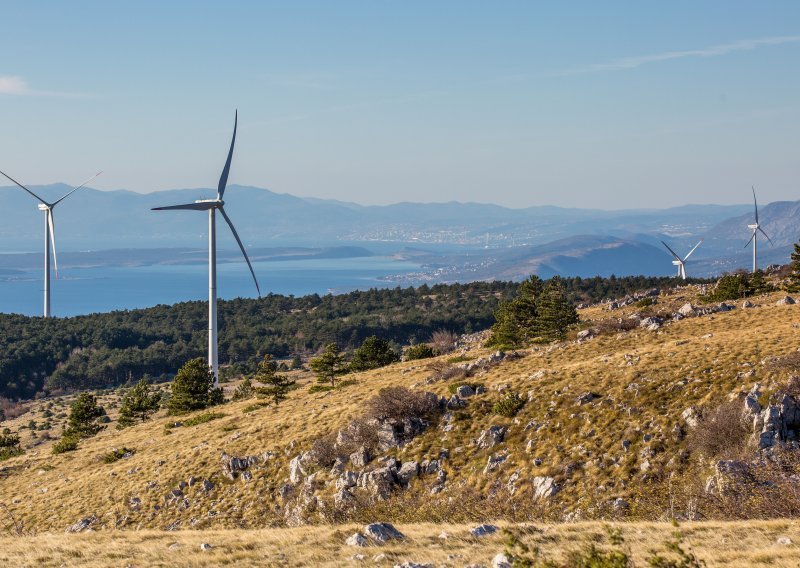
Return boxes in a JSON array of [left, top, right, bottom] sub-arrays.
[[0, 275, 696, 400]]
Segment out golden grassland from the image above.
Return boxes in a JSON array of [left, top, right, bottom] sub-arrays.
[[2, 285, 800, 563], [0, 520, 798, 567]]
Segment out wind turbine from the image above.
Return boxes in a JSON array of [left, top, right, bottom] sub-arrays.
[[661, 239, 703, 280], [745, 186, 773, 273], [152, 111, 260, 387], [0, 169, 102, 317]]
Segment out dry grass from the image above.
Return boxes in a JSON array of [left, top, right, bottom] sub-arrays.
[[1, 286, 800, 533], [0, 520, 798, 567]]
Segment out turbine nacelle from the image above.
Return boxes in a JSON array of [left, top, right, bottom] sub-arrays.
[[37, 203, 50, 211]]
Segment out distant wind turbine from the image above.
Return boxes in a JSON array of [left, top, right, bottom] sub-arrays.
[[661, 239, 703, 280], [152, 111, 260, 387], [0, 169, 102, 317], [745, 186, 773, 273]]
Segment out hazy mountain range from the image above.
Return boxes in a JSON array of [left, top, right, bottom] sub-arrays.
[[0, 183, 796, 281]]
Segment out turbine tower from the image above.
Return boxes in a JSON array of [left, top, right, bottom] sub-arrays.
[[152, 111, 260, 387], [661, 239, 703, 280], [0, 170, 101, 317], [745, 186, 773, 273]]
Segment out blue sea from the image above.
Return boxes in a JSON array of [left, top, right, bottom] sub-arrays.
[[0, 256, 421, 317]]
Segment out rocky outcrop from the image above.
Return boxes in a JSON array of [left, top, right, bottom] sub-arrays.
[[755, 393, 800, 450], [533, 476, 559, 499], [475, 426, 507, 449], [65, 516, 97, 533], [364, 522, 405, 543]]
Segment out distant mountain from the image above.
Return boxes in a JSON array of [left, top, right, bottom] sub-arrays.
[[0, 183, 753, 253]]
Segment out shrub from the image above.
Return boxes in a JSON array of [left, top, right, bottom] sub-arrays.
[[686, 400, 750, 459], [426, 360, 468, 382], [493, 392, 526, 417], [405, 343, 437, 361], [308, 433, 339, 468], [167, 358, 223, 415], [0, 431, 22, 461], [349, 336, 400, 372], [183, 412, 225, 427], [52, 434, 80, 454], [102, 447, 135, 464], [365, 387, 440, 422]]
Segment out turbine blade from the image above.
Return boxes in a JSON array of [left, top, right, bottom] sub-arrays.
[[219, 206, 260, 297], [744, 230, 756, 249], [152, 202, 217, 211], [48, 209, 58, 278], [217, 110, 237, 199], [752, 186, 759, 224], [660, 241, 682, 261], [759, 226, 774, 246], [0, 169, 48, 205], [52, 171, 102, 206], [683, 239, 703, 261]]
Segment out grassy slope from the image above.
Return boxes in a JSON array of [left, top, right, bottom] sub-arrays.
[[1, 520, 799, 567], [1, 285, 799, 560]]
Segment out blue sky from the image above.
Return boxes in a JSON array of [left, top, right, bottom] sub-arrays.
[[1, 1, 798, 208]]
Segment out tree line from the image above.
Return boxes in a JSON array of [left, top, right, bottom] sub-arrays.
[[0, 275, 696, 401]]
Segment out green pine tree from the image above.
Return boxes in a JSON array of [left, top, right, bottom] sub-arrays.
[[309, 343, 347, 387], [232, 377, 256, 401], [349, 336, 400, 372], [535, 277, 579, 341], [116, 379, 162, 429], [167, 358, 224, 415], [787, 242, 800, 292], [64, 392, 107, 439], [487, 275, 543, 347], [254, 355, 296, 405], [290, 354, 303, 370]]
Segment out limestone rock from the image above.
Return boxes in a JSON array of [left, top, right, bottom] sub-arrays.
[[346, 533, 368, 547], [678, 303, 696, 317], [640, 316, 663, 331], [777, 296, 796, 305], [364, 522, 405, 543], [576, 392, 599, 406], [397, 461, 420, 485], [533, 476, 559, 499], [470, 523, 499, 537], [484, 453, 507, 474], [475, 425, 507, 449], [199, 543, 212, 551], [350, 446, 371, 468], [455, 385, 475, 398], [742, 299, 755, 308], [65, 516, 97, 533], [493, 552, 512, 568]]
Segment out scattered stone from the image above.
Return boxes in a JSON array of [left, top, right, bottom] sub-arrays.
[[202, 479, 215, 492], [393, 563, 432, 568], [777, 536, 793, 546], [640, 316, 663, 331], [199, 543, 212, 551], [346, 532, 368, 547], [492, 552, 512, 568], [65, 516, 97, 533], [576, 392, 600, 406], [438, 531, 449, 540], [470, 524, 499, 537], [682, 407, 699, 429], [533, 457, 543, 467], [364, 522, 405, 543], [777, 296, 796, 305], [484, 453, 507, 473], [397, 461, 420, 485], [220, 452, 259, 480], [475, 426, 507, 449], [168, 543, 181, 550], [678, 303, 696, 317], [373, 553, 387, 562], [612, 497, 629, 511], [455, 385, 475, 398], [446, 395, 467, 410], [742, 299, 755, 308], [350, 446, 372, 468], [533, 476, 559, 499], [621, 440, 631, 452]]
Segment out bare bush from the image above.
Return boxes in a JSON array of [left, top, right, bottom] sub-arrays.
[[425, 360, 468, 382], [594, 317, 639, 336], [308, 433, 339, 468], [0, 399, 29, 422], [686, 400, 750, 460], [777, 376, 800, 399], [364, 387, 440, 422], [333, 418, 379, 456], [765, 352, 800, 375], [430, 329, 457, 354]]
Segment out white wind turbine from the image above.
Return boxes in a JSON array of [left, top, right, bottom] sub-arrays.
[[0, 169, 102, 317], [152, 111, 260, 387], [661, 239, 703, 280], [745, 186, 773, 273]]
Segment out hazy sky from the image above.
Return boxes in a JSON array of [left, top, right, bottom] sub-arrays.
[[1, 1, 798, 208]]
